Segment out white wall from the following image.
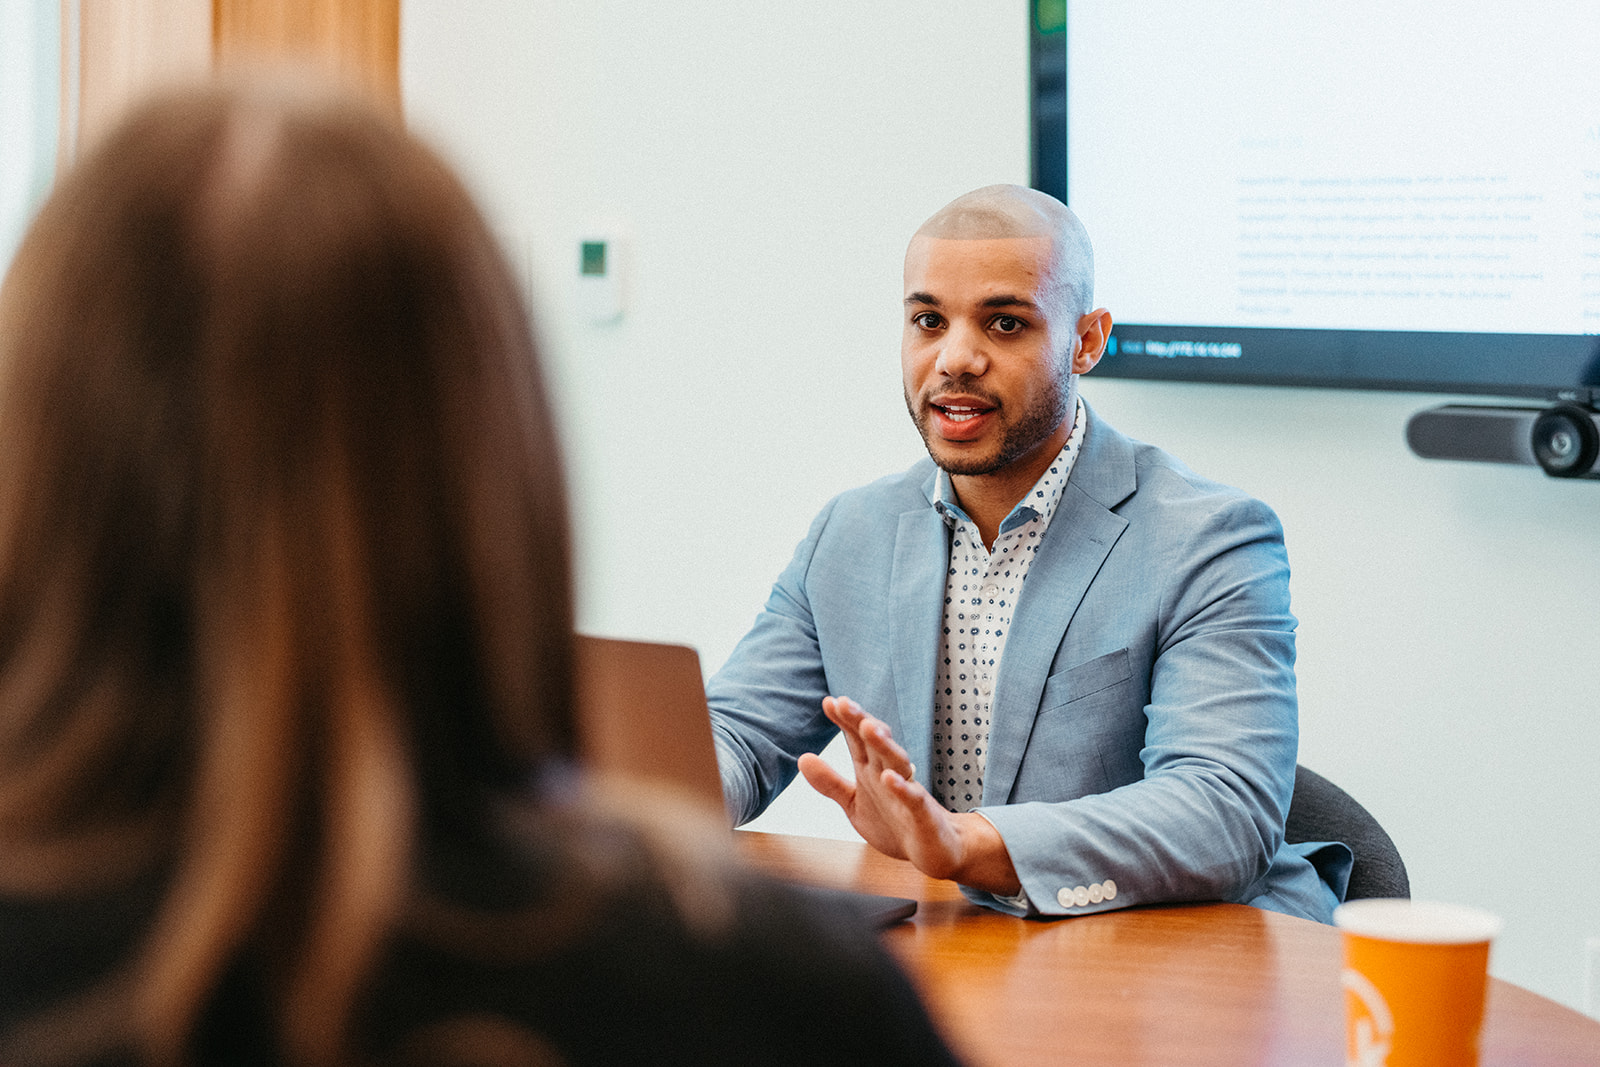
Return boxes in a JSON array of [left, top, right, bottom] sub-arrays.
[[401, 1, 1600, 1015], [0, 0, 57, 270]]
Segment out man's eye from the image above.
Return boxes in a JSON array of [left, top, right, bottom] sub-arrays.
[[912, 312, 943, 330], [991, 315, 1024, 334]]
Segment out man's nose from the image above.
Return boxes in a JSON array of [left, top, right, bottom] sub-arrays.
[[935, 322, 989, 378]]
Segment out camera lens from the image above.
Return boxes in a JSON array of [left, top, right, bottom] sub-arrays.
[[1531, 404, 1599, 478]]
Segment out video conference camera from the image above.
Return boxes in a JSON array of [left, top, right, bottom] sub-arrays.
[[1406, 402, 1600, 480]]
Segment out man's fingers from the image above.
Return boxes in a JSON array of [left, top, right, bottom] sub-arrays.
[[798, 752, 854, 807], [821, 696, 870, 766], [826, 696, 912, 777], [881, 767, 937, 820], [859, 718, 914, 778], [821, 695, 864, 730], [879, 769, 964, 881]]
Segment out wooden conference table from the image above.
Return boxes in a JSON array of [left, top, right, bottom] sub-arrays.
[[739, 830, 1600, 1067]]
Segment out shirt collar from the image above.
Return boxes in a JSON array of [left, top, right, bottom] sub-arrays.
[[933, 394, 1087, 535]]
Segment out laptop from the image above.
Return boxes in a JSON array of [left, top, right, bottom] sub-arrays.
[[573, 634, 917, 927], [573, 635, 727, 813]]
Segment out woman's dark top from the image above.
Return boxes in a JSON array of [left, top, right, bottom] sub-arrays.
[[0, 809, 964, 1066]]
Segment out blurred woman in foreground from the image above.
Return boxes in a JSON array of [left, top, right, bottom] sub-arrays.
[[0, 79, 960, 1066]]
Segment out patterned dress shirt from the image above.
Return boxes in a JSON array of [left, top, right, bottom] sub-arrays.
[[929, 394, 1087, 812]]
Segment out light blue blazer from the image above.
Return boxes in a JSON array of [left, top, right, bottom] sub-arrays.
[[709, 406, 1345, 922]]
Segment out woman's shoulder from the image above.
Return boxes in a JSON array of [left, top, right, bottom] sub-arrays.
[[0, 790, 964, 1066], [379, 790, 964, 1066], [0, 876, 159, 1013]]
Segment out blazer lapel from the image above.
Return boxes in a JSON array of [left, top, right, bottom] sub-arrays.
[[982, 406, 1136, 806], [888, 500, 949, 788]]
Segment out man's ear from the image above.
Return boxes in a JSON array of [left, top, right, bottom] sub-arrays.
[[1073, 309, 1113, 374]]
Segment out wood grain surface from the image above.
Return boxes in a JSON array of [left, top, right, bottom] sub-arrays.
[[740, 830, 1600, 1067]]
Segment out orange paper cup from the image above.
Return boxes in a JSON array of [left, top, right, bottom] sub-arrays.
[[1333, 899, 1503, 1067]]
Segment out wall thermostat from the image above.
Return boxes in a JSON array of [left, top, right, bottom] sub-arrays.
[[576, 225, 627, 323]]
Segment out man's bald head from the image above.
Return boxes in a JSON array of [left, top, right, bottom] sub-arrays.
[[912, 184, 1094, 321]]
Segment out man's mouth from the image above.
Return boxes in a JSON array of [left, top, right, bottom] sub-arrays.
[[931, 394, 997, 419], [939, 405, 986, 423], [927, 397, 998, 441]]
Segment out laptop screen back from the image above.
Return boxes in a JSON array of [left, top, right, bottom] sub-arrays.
[[573, 634, 727, 815]]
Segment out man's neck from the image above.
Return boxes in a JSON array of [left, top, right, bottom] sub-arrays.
[[949, 424, 1071, 550]]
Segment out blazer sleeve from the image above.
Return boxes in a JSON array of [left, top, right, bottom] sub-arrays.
[[974, 488, 1313, 919], [706, 498, 841, 826]]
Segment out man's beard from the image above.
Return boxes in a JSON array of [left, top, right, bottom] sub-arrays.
[[904, 373, 1074, 477]]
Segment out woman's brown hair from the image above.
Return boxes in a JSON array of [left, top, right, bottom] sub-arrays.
[[0, 77, 575, 1064]]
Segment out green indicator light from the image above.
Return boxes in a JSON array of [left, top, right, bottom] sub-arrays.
[[580, 241, 607, 276], [1035, 0, 1065, 35]]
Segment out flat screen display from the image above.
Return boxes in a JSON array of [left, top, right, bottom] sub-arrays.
[[1031, 1, 1600, 403]]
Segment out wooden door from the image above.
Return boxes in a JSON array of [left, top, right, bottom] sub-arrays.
[[212, 0, 399, 106], [64, 0, 399, 159]]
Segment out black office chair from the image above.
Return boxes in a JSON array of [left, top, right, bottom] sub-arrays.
[[1284, 764, 1410, 900]]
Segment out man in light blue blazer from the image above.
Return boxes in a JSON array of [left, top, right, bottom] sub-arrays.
[[708, 185, 1345, 922]]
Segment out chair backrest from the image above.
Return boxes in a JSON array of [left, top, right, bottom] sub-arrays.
[[1284, 764, 1410, 900]]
